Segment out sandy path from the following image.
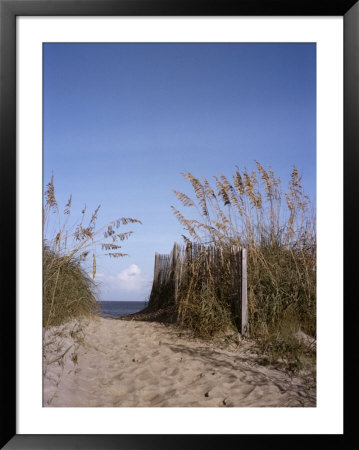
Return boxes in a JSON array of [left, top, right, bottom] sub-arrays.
[[43, 316, 316, 407]]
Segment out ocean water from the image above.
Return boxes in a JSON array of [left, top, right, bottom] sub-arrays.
[[97, 301, 147, 318]]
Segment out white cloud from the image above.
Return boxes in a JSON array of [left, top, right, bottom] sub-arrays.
[[115, 264, 145, 291], [95, 265, 152, 301]]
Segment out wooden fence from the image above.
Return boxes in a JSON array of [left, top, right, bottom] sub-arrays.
[[148, 242, 248, 335]]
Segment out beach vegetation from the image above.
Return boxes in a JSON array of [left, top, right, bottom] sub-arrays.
[[43, 176, 141, 328], [171, 162, 316, 367]]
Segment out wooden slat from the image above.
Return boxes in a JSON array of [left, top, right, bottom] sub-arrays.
[[149, 243, 249, 337], [241, 248, 248, 335], [173, 242, 179, 304]]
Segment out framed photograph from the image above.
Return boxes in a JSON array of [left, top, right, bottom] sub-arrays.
[[1, 0, 356, 448]]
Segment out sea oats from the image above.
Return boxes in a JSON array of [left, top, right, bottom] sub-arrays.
[[170, 162, 315, 366], [43, 176, 141, 327]]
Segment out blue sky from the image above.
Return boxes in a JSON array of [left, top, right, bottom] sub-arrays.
[[43, 43, 316, 301]]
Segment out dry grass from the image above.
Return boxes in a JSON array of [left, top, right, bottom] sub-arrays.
[[42, 317, 90, 405], [171, 162, 316, 369], [43, 176, 141, 328], [175, 246, 239, 340]]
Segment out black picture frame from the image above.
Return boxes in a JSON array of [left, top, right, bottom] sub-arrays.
[[1, 1, 357, 448]]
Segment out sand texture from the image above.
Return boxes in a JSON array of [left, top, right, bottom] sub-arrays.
[[43, 316, 316, 407]]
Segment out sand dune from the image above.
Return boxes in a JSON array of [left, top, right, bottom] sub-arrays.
[[43, 316, 316, 407]]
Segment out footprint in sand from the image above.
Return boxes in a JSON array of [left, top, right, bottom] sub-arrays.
[[43, 317, 316, 408]]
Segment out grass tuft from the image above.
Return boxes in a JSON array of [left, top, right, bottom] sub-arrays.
[[171, 162, 316, 369], [43, 176, 141, 328]]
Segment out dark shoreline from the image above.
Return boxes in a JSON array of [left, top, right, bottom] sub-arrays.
[[117, 304, 177, 324]]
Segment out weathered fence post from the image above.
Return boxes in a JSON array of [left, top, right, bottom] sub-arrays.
[[151, 252, 160, 308], [241, 248, 248, 335], [230, 246, 238, 324], [186, 242, 192, 265], [173, 242, 180, 304]]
